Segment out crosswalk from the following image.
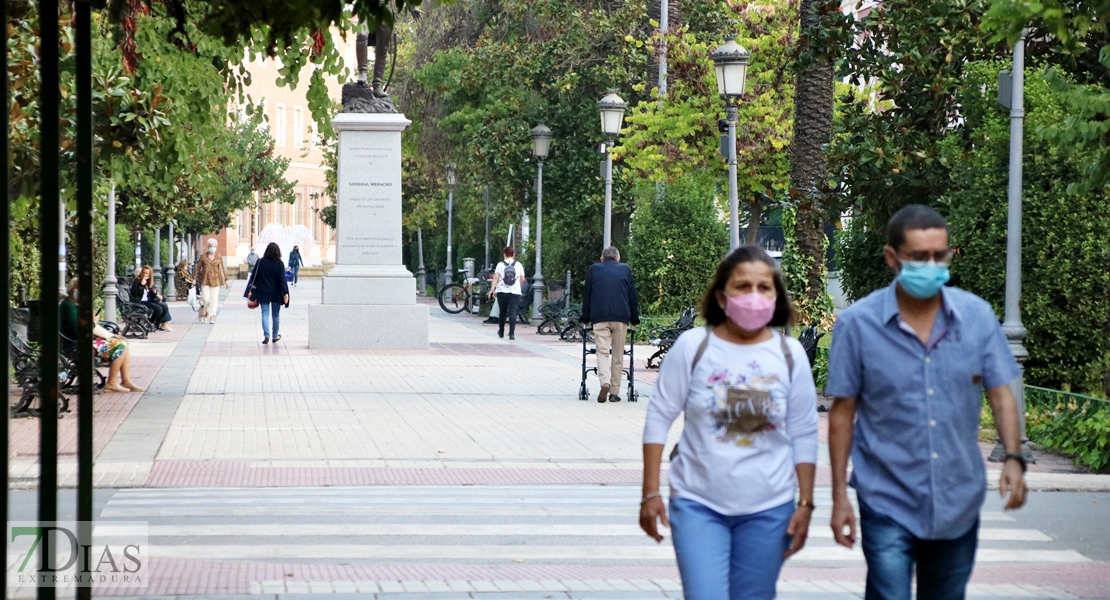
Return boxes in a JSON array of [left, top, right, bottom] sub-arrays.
[[65, 484, 1091, 598]]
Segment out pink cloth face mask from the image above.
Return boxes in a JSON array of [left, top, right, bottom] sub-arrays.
[[724, 292, 776, 332]]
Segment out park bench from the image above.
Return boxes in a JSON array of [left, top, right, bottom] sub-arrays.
[[116, 282, 156, 339], [646, 303, 698, 369], [8, 308, 74, 418]]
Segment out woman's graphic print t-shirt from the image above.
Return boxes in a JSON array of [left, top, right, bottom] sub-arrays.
[[644, 329, 819, 516]]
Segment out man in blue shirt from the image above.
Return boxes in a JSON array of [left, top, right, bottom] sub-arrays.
[[826, 205, 1027, 600], [581, 246, 640, 403]]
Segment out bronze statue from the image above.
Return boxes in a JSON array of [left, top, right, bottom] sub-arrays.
[[355, 9, 420, 98]]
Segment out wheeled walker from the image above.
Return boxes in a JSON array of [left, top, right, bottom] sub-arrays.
[[578, 326, 638, 402]]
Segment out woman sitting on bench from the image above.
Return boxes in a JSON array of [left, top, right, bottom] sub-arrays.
[[130, 265, 174, 332], [60, 278, 145, 394]]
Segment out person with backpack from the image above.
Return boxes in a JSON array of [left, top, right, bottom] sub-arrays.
[[639, 245, 819, 600], [487, 246, 523, 340]]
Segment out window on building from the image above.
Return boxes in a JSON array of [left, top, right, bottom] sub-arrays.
[[293, 106, 304, 150], [275, 103, 287, 147]]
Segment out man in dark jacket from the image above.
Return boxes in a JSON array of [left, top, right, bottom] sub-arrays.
[[581, 246, 639, 403]]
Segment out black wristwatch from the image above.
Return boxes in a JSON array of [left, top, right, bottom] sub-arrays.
[[1003, 453, 1027, 473]]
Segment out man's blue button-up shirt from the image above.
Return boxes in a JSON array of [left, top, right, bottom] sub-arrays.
[[826, 281, 1020, 540]]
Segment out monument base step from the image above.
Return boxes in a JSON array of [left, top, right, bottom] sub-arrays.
[[308, 304, 429, 349], [322, 275, 415, 305]]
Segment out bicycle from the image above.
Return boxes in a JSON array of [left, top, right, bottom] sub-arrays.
[[437, 270, 482, 314]]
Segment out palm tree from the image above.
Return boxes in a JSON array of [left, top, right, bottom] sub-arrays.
[[789, 0, 836, 312]]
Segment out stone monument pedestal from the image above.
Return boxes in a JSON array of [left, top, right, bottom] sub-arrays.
[[309, 112, 428, 349]]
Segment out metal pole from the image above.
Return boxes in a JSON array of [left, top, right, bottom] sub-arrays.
[[135, 231, 142, 272], [416, 228, 426, 296], [104, 183, 117, 320], [603, 143, 613, 249], [445, 186, 454, 286], [1, 0, 10, 589], [38, 0, 61, 591], [565, 270, 572, 310], [167, 221, 176, 300], [727, 102, 739, 250], [75, 2, 96, 594], [658, 0, 668, 98], [532, 162, 545, 319], [154, 226, 162, 292], [484, 186, 491, 272], [992, 28, 1033, 463]]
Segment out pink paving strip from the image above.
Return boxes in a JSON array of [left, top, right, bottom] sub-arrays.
[[146, 462, 831, 487], [91, 559, 1110, 597], [8, 357, 167, 459], [201, 341, 542, 357], [147, 462, 652, 487]]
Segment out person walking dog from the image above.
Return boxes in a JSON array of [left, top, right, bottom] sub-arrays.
[[246, 242, 290, 344], [581, 246, 639, 403], [640, 245, 819, 600], [826, 205, 1027, 600], [195, 238, 229, 324]]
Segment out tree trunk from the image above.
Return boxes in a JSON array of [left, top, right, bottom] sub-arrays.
[[746, 196, 761, 245], [789, 0, 835, 310]]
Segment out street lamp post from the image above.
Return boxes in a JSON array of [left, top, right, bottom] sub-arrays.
[[153, 227, 162, 292], [416, 228, 426, 296], [598, 90, 627, 250], [103, 183, 118, 320], [711, 35, 751, 251], [444, 162, 457, 286], [991, 29, 1034, 463], [531, 122, 553, 319], [167, 221, 176, 301]]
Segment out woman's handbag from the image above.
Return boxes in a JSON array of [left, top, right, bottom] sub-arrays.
[[187, 287, 197, 308], [246, 262, 260, 309]]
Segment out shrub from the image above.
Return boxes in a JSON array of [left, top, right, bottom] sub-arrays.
[[628, 174, 729, 314], [1025, 387, 1110, 472]]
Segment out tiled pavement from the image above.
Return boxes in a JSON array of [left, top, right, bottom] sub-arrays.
[[7, 280, 1110, 598]]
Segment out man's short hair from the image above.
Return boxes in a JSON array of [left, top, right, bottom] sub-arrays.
[[502, 246, 515, 258], [601, 246, 620, 261], [886, 204, 948, 251]]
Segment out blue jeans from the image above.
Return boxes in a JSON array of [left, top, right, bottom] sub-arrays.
[[290, 265, 299, 284], [260, 302, 281, 339], [860, 499, 979, 600], [669, 497, 793, 600]]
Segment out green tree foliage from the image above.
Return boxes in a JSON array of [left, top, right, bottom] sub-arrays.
[[942, 62, 1110, 395], [7, 2, 295, 293], [396, 0, 653, 287], [828, 0, 1000, 298], [985, 0, 1110, 193], [628, 174, 729, 313]]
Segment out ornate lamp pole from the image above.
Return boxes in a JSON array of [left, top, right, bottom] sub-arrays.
[[991, 29, 1034, 463], [597, 91, 627, 250], [416, 228, 426, 296], [444, 162, 457, 286], [103, 183, 118, 320], [531, 122, 553, 319], [166, 221, 176, 301], [711, 35, 751, 250]]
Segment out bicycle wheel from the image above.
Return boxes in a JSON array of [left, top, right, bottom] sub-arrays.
[[438, 284, 469, 314]]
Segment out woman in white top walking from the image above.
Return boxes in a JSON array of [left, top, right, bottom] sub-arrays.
[[640, 246, 819, 600], [487, 246, 524, 340]]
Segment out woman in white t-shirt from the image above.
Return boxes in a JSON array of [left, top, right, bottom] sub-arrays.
[[487, 246, 524, 340], [640, 245, 819, 600]]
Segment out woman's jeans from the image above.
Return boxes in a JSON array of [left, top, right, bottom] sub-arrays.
[[141, 301, 171, 324], [859, 499, 979, 600], [670, 496, 793, 600], [291, 266, 299, 284], [260, 302, 281, 339]]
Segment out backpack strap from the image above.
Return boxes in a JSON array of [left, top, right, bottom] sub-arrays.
[[780, 331, 794, 384], [689, 325, 713, 375]]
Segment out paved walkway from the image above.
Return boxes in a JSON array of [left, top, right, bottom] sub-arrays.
[[7, 279, 1110, 598]]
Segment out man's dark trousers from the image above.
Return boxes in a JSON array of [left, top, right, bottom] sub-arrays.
[[496, 292, 520, 337]]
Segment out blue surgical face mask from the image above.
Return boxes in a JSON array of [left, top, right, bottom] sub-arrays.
[[898, 260, 950, 299], [208, 247, 216, 254]]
